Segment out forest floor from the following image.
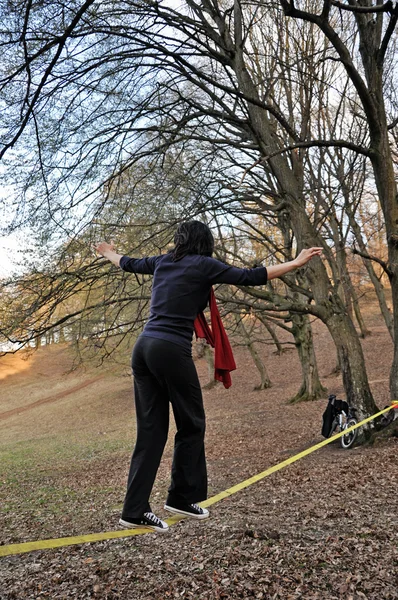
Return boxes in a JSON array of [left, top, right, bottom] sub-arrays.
[[0, 298, 397, 599]]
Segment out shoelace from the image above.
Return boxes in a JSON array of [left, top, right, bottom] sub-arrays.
[[190, 503, 203, 513], [143, 512, 164, 526]]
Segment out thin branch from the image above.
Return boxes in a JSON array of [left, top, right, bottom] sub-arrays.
[[388, 116, 398, 130], [352, 245, 392, 277], [378, 9, 398, 67], [331, 1, 394, 13], [260, 139, 370, 164], [0, 294, 151, 345]]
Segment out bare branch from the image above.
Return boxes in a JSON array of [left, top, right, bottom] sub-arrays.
[[388, 116, 398, 130], [378, 9, 398, 66], [260, 139, 370, 164], [0, 0, 97, 160], [331, 1, 394, 13], [352, 245, 392, 278]]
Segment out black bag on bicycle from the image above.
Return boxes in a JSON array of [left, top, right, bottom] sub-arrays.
[[321, 395, 349, 438], [321, 397, 335, 438]]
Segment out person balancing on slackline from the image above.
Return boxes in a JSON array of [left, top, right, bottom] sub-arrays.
[[95, 221, 322, 532]]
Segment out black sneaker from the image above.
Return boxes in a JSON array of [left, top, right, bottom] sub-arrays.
[[164, 502, 209, 519], [119, 512, 169, 532]]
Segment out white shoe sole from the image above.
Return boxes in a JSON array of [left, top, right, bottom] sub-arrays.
[[119, 518, 169, 532], [164, 505, 209, 519]]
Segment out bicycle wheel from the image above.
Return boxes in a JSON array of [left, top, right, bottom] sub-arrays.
[[341, 418, 358, 449]]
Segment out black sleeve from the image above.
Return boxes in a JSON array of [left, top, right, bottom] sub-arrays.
[[119, 255, 160, 275], [200, 256, 267, 286]]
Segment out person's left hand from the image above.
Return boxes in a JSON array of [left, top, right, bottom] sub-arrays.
[[94, 241, 115, 256], [294, 247, 323, 268]]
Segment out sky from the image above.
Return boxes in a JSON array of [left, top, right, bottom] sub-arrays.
[[0, 233, 23, 277]]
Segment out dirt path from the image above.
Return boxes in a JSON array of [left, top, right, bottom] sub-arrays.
[[0, 377, 102, 421]]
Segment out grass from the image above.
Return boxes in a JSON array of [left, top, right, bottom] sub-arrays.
[[0, 430, 133, 521], [0, 430, 132, 470]]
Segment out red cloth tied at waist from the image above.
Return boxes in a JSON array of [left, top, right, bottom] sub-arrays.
[[193, 288, 236, 389]]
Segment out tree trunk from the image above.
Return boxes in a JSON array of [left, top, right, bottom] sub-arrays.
[[235, 315, 271, 390], [255, 313, 284, 354], [288, 210, 377, 420], [279, 0, 395, 431], [202, 344, 217, 390], [289, 312, 327, 403], [325, 303, 378, 429], [366, 408, 398, 446], [196, 338, 217, 389], [58, 326, 65, 343], [351, 284, 370, 339]]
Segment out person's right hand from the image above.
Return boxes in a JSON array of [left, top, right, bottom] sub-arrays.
[[294, 247, 323, 268]]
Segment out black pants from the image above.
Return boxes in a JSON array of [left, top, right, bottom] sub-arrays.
[[122, 335, 207, 518]]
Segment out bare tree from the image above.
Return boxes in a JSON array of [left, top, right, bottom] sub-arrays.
[[4, 0, 396, 424], [279, 0, 398, 394]]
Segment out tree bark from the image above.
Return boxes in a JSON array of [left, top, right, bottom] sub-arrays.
[[370, 134, 398, 398], [325, 305, 376, 427]]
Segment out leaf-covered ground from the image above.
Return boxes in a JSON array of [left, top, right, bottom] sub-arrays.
[[1, 304, 397, 599]]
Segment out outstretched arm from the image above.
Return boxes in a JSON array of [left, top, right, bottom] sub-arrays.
[[267, 247, 323, 280], [94, 241, 123, 267]]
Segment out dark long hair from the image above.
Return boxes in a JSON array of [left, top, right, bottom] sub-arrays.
[[171, 221, 214, 261]]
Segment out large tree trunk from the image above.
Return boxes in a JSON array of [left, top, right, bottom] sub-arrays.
[[367, 411, 398, 445], [289, 312, 327, 403], [279, 0, 396, 433], [325, 305, 377, 426]]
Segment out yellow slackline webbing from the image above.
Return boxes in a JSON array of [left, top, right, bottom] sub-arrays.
[[1, 402, 397, 558]]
